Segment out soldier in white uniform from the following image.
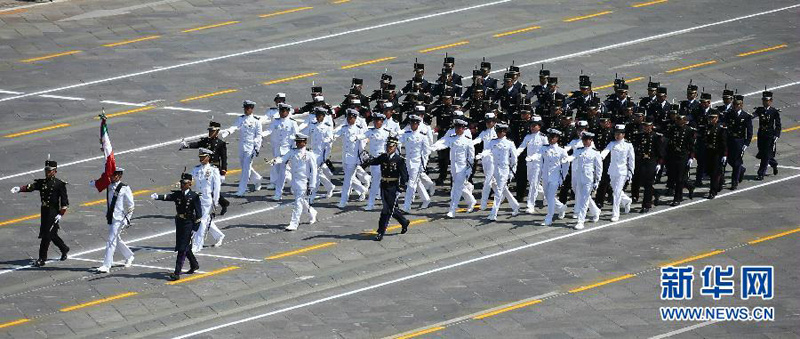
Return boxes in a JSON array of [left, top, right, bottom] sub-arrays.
[[399, 114, 433, 212], [431, 119, 476, 218], [566, 121, 598, 218], [536, 129, 569, 226], [269, 134, 318, 231], [602, 125, 635, 221], [359, 113, 391, 211], [516, 116, 548, 213], [191, 148, 224, 251], [482, 123, 520, 220], [263, 103, 300, 201], [571, 132, 603, 230], [96, 168, 135, 273], [403, 106, 436, 198], [334, 109, 369, 208], [304, 107, 336, 200], [223, 100, 263, 196], [472, 112, 498, 210], [382, 103, 402, 136]]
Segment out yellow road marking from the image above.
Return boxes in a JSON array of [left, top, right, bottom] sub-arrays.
[[226, 169, 242, 175], [396, 326, 446, 339], [362, 219, 427, 235], [593, 76, 644, 90], [0, 214, 40, 227], [21, 50, 81, 63], [563, 10, 613, 22], [4, 123, 70, 138], [0, 318, 30, 329], [666, 60, 717, 73], [493, 25, 541, 38], [179, 89, 239, 103], [81, 189, 154, 207], [259, 6, 313, 18], [182, 21, 240, 33], [60, 292, 138, 312], [266, 242, 336, 260], [103, 35, 162, 47], [660, 250, 723, 268], [418, 41, 469, 53], [737, 44, 788, 57], [473, 299, 542, 320], [456, 202, 492, 213], [263, 72, 319, 85], [333, 0, 351, 3], [166, 266, 240, 285], [569, 274, 635, 293], [100, 106, 156, 119], [341, 56, 396, 69], [749, 227, 800, 245], [631, 0, 668, 8]]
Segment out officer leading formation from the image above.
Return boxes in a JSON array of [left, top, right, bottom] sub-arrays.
[[9, 56, 783, 279]]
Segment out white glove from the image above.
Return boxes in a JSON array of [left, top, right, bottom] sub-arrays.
[[150, 193, 159, 200], [10, 186, 20, 194], [220, 129, 231, 138], [54, 214, 62, 223], [742, 145, 748, 153], [89, 180, 96, 187], [562, 156, 575, 164], [687, 158, 694, 168], [348, 135, 358, 143], [180, 138, 188, 149], [220, 176, 226, 182], [721, 156, 727, 164]]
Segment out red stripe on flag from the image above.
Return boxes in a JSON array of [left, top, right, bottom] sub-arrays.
[[94, 119, 116, 192]]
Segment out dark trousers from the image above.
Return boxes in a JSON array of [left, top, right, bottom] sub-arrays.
[[594, 158, 612, 206], [437, 149, 450, 183], [558, 168, 572, 204], [175, 250, 198, 275], [757, 136, 778, 176], [694, 141, 707, 183], [378, 184, 408, 235], [704, 150, 724, 194], [728, 139, 746, 185], [515, 154, 528, 201], [668, 153, 692, 201], [633, 158, 657, 208], [39, 208, 67, 260]]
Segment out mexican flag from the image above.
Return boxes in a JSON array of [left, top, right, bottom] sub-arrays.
[[93, 115, 116, 192]]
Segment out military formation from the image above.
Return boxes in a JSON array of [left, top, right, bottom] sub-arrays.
[[9, 56, 783, 281]]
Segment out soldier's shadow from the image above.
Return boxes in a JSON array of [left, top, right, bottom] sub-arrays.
[[302, 232, 375, 241], [0, 259, 91, 273], [91, 271, 170, 281], [131, 214, 174, 221], [0, 259, 34, 269], [221, 223, 285, 231]]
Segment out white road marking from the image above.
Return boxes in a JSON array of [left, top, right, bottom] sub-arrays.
[[131, 247, 263, 262], [0, 0, 513, 103], [0, 0, 72, 14], [3, 80, 796, 183], [39, 94, 86, 101], [99, 100, 146, 107], [0, 203, 286, 276], [777, 165, 800, 170], [648, 320, 720, 339], [161, 106, 212, 113], [0, 89, 24, 95], [172, 173, 800, 339], [59, 0, 184, 21]]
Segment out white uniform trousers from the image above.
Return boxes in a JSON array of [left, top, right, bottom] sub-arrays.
[[316, 164, 334, 198], [290, 179, 316, 229], [102, 220, 133, 268], [479, 158, 496, 209], [574, 183, 600, 223], [339, 163, 367, 206], [237, 149, 262, 195], [449, 168, 476, 214], [543, 180, 565, 224], [489, 171, 519, 218], [366, 165, 382, 209], [193, 200, 224, 252], [610, 175, 632, 219], [526, 161, 543, 210], [403, 163, 431, 211]]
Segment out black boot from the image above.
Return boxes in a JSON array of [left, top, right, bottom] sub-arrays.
[[739, 168, 746, 183], [688, 187, 694, 200], [219, 198, 229, 215], [33, 259, 46, 267], [187, 265, 199, 274], [325, 159, 337, 173], [374, 232, 384, 241], [168, 273, 180, 281], [773, 165, 778, 176], [706, 192, 716, 199], [60, 246, 70, 261], [401, 220, 410, 234]]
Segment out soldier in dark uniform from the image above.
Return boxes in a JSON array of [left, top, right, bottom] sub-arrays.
[[339, 78, 370, 112], [585, 98, 602, 132], [527, 68, 550, 102], [638, 80, 659, 108], [181, 121, 230, 215], [626, 110, 645, 137], [431, 91, 456, 185], [494, 72, 523, 116], [680, 83, 700, 118], [441, 56, 463, 94], [666, 115, 695, 205], [703, 113, 727, 199], [570, 75, 594, 120], [593, 118, 614, 208], [648, 87, 670, 132], [535, 76, 561, 113], [631, 121, 663, 212], [361, 136, 410, 241], [604, 83, 632, 119], [690, 93, 718, 186], [480, 60, 499, 92], [400, 62, 432, 96], [754, 91, 781, 180], [725, 95, 753, 189], [510, 107, 533, 200], [10, 160, 70, 267], [151, 173, 202, 281], [369, 74, 393, 102], [299, 86, 325, 115], [716, 88, 735, 120]]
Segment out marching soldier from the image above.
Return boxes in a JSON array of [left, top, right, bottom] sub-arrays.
[[571, 132, 603, 229], [480, 60, 499, 92], [638, 80, 660, 108], [304, 107, 336, 200], [431, 91, 457, 185], [716, 88, 735, 118], [754, 90, 781, 180], [631, 120, 663, 212], [509, 106, 533, 200], [680, 83, 700, 117], [703, 113, 727, 199], [481, 123, 520, 220], [10, 160, 70, 267], [400, 114, 433, 212], [516, 117, 548, 213], [223, 100, 263, 197], [400, 62, 432, 96], [181, 121, 230, 215], [360, 113, 392, 210], [473, 112, 499, 210], [263, 103, 301, 201], [602, 125, 635, 221], [361, 136, 411, 241], [191, 148, 225, 251], [536, 129, 569, 226], [690, 92, 717, 186], [725, 95, 753, 189], [151, 173, 202, 281], [432, 119, 476, 218], [268, 134, 319, 231], [648, 87, 670, 132], [593, 117, 614, 208], [570, 75, 594, 120], [666, 115, 696, 205], [604, 83, 631, 118], [527, 68, 550, 103], [334, 109, 370, 208], [494, 72, 523, 116], [96, 167, 135, 272]]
